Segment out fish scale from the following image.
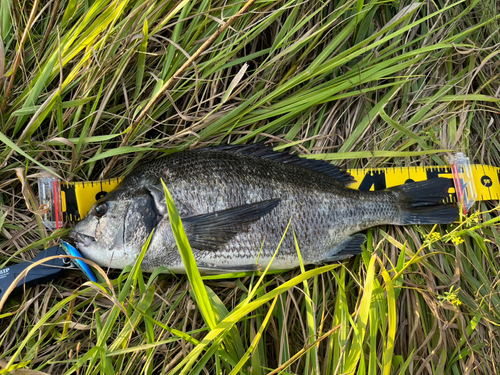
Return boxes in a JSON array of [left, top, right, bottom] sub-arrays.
[[69, 145, 458, 273]]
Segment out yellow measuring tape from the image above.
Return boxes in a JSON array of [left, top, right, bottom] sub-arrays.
[[38, 162, 500, 229], [348, 164, 500, 199]]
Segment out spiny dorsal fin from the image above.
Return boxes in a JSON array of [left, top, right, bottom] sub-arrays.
[[209, 143, 354, 185]]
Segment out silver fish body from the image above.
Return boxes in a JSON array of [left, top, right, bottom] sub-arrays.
[[69, 145, 458, 273]]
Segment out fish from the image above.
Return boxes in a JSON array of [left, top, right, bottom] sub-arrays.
[[68, 144, 459, 273]]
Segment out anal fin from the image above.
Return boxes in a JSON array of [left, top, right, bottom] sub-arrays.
[[197, 263, 261, 274], [320, 234, 366, 262]]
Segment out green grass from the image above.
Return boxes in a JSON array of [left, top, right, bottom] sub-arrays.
[[1, 0, 500, 373]]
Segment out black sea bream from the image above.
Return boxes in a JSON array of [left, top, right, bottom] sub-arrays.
[[69, 145, 458, 273]]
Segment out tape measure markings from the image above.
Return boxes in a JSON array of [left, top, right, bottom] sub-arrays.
[[473, 164, 500, 201], [481, 164, 490, 201], [59, 166, 500, 221]]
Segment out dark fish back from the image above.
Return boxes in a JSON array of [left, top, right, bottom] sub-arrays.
[[133, 148, 355, 197]]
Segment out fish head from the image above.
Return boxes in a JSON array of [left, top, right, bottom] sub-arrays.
[[69, 188, 161, 269]]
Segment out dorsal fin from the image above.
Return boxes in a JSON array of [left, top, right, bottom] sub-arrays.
[[208, 144, 354, 185]]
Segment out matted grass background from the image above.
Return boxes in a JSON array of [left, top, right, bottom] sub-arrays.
[[0, 0, 500, 374]]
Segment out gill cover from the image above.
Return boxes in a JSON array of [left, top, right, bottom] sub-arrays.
[[124, 194, 159, 247]]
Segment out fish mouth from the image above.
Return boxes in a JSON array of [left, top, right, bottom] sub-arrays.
[[68, 231, 96, 249]]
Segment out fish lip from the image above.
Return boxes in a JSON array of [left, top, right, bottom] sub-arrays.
[[68, 230, 127, 264], [68, 231, 96, 248]]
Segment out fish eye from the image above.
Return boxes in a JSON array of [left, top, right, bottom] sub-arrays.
[[93, 202, 108, 217]]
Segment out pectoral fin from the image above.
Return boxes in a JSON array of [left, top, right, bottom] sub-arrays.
[[183, 199, 280, 251]]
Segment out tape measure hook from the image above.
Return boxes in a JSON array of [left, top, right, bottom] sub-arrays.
[[448, 152, 477, 214]]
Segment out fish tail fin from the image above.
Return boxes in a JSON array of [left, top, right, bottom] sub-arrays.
[[390, 178, 459, 225]]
